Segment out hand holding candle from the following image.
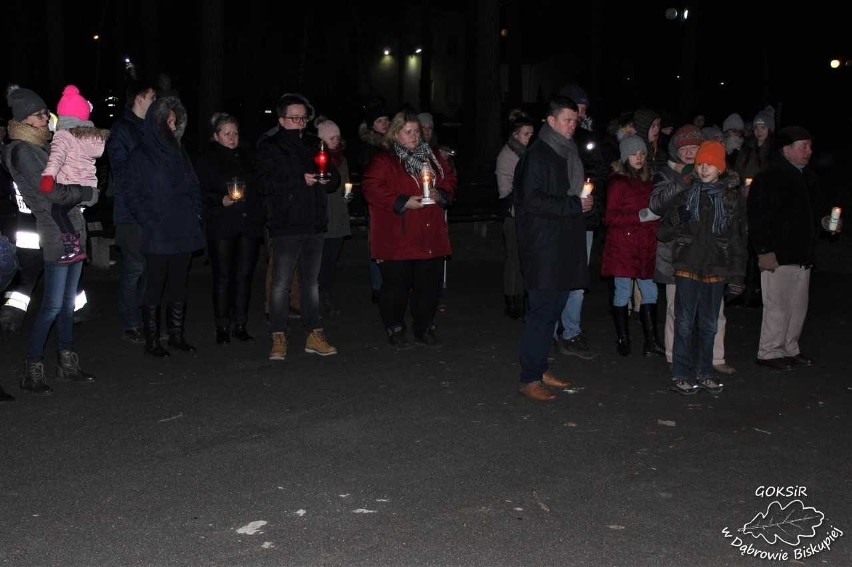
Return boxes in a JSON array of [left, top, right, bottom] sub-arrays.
[[829, 206, 842, 232], [344, 182, 353, 201], [581, 178, 594, 199], [420, 163, 435, 205], [226, 178, 245, 201]]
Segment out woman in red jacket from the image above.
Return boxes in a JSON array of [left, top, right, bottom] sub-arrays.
[[601, 135, 665, 357], [361, 111, 457, 348]]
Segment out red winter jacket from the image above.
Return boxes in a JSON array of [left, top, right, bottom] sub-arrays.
[[601, 170, 658, 279], [362, 150, 457, 261]]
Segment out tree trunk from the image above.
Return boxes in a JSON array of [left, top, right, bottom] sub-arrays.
[[198, 0, 225, 151]]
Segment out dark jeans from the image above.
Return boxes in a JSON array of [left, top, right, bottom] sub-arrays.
[[672, 277, 725, 381], [518, 289, 569, 383], [208, 235, 262, 327], [115, 223, 146, 330], [26, 260, 82, 361], [269, 234, 323, 333], [143, 253, 191, 305], [378, 257, 443, 337], [49, 203, 75, 234], [318, 236, 344, 292]]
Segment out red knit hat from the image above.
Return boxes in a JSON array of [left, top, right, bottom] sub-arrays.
[[56, 85, 92, 121], [695, 140, 727, 173]]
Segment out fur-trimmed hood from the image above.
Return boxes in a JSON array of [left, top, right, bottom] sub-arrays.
[[66, 126, 111, 143], [144, 96, 188, 154], [358, 121, 384, 149]]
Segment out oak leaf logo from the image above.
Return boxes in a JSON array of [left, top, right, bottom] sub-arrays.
[[739, 500, 824, 546]]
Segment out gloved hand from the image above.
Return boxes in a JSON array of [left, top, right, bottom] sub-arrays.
[[80, 188, 100, 208], [40, 175, 55, 193], [677, 205, 692, 224], [757, 252, 779, 272], [724, 283, 745, 302]]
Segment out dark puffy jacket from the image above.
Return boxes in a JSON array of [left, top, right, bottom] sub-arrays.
[[107, 108, 145, 224], [123, 97, 204, 255]]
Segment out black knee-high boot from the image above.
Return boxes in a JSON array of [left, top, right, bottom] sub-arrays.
[[639, 303, 665, 357], [612, 305, 631, 357], [166, 301, 196, 352], [142, 304, 170, 357]]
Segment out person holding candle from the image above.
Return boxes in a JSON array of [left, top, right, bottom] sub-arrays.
[[314, 116, 352, 317], [358, 101, 390, 305], [256, 93, 340, 361], [658, 140, 748, 395], [123, 97, 205, 357], [194, 112, 264, 345], [748, 126, 823, 371], [361, 110, 457, 348]]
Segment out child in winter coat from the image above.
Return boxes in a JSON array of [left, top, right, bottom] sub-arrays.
[[39, 85, 109, 264]]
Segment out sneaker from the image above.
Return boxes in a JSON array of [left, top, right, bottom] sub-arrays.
[[669, 379, 699, 396], [269, 332, 287, 361], [305, 328, 337, 356], [697, 376, 724, 395], [20, 361, 53, 396], [558, 333, 599, 360]]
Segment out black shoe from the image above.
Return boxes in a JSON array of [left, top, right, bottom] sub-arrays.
[[559, 332, 599, 360], [123, 328, 145, 344], [215, 327, 231, 345], [785, 354, 814, 367], [20, 361, 53, 396], [55, 351, 96, 383], [232, 324, 255, 342], [755, 357, 794, 372], [415, 327, 440, 346], [168, 332, 197, 353], [0, 386, 14, 402], [387, 326, 411, 349]]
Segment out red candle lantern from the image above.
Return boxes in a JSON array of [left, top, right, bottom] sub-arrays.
[[314, 141, 330, 180]]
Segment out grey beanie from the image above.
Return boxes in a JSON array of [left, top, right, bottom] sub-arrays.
[[619, 135, 647, 162], [722, 113, 744, 132], [6, 85, 47, 121], [753, 108, 775, 131], [417, 112, 434, 127], [701, 126, 724, 142]]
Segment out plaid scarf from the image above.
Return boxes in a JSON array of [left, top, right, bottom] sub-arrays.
[[392, 140, 444, 180], [684, 179, 729, 235]]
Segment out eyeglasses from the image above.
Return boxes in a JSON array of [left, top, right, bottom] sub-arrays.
[[284, 115, 308, 124]]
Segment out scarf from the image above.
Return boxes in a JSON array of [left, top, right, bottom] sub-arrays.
[[7, 120, 52, 147], [537, 123, 585, 196], [684, 179, 729, 235], [392, 140, 444, 180], [506, 136, 526, 158], [328, 147, 345, 168]]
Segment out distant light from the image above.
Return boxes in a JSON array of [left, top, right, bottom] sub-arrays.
[[264, 109, 272, 114], [383, 48, 391, 56], [414, 47, 422, 54], [585, 141, 595, 151], [719, 81, 725, 86], [92, 34, 100, 41], [682, 8, 689, 20], [625, 76, 631, 82], [675, 74, 681, 80], [500, 28, 509, 38], [124, 57, 131, 63], [107, 103, 115, 107], [830, 59, 841, 69], [108, 114, 114, 118]]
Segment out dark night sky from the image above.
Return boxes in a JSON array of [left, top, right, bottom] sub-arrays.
[[2, 1, 849, 149]]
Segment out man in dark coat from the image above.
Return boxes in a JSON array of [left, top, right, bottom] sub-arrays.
[[513, 95, 594, 401], [748, 126, 823, 371]]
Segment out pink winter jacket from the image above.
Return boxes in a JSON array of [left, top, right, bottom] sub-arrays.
[[42, 127, 110, 187]]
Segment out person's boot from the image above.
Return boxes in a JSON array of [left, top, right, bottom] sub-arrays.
[[166, 301, 196, 352], [142, 304, 170, 357], [215, 326, 231, 345], [0, 384, 15, 401], [55, 350, 96, 382], [20, 360, 53, 395], [269, 331, 287, 360], [232, 324, 254, 342], [639, 303, 665, 357], [0, 305, 26, 333], [305, 328, 338, 356], [57, 233, 87, 265], [611, 305, 631, 357]]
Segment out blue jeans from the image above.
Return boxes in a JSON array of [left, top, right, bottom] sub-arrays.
[[27, 260, 82, 361], [269, 234, 323, 333], [672, 277, 725, 381], [520, 289, 570, 383], [555, 230, 593, 340], [613, 277, 658, 306], [115, 223, 146, 330]]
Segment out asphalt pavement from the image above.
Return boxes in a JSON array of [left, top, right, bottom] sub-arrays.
[[1, 223, 850, 567]]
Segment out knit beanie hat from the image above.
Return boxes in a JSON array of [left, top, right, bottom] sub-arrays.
[[671, 124, 705, 150], [633, 108, 660, 142], [701, 126, 724, 142], [6, 85, 47, 121], [619, 135, 647, 162], [722, 113, 744, 132], [56, 85, 92, 121], [417, 112, 434, 128], [317, 119, 340, 143], [775, 126, 812, 147], [364, 104, 388, 129], [557, 84, 590, 107], [753, 109, 775, 131], [695, 140, 727, 172]]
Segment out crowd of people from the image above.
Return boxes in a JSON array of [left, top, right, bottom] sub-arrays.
[[0, 79, 840, 404]]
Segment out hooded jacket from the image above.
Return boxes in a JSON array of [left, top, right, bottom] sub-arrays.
[[123, 97, 204, 255]]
